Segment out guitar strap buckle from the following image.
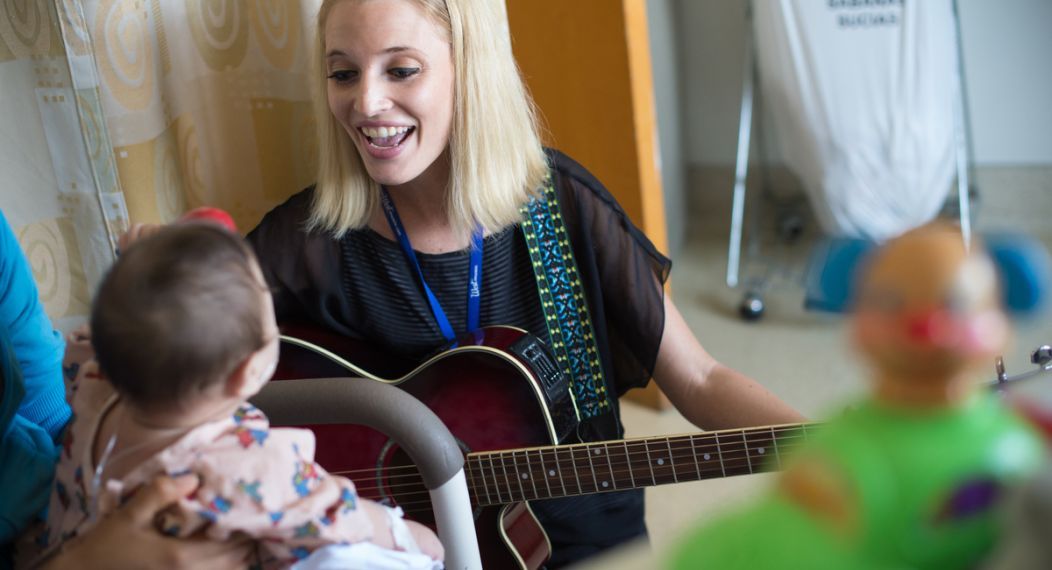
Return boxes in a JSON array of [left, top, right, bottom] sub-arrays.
[[507, 334, 578, 443]]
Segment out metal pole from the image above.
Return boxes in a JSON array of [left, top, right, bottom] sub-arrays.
[[951, 0, 974, 250], [727, 2, 755, 288]]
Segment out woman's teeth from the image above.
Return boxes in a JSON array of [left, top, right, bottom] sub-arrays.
[[361, 126, 410, 138], [360, 126, 412, 148]]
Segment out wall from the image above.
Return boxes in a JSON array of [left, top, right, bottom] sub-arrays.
[[647, 0, 687, 254]]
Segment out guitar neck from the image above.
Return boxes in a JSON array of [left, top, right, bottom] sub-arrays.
[[464, 422, 816, 506]]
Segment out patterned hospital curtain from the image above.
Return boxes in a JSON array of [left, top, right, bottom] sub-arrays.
[[93, 0, 320, 228], [0, 0, 321, 330], [0, 1, 116, 332]]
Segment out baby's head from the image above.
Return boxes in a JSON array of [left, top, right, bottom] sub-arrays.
[[91, 223, 279, 415]]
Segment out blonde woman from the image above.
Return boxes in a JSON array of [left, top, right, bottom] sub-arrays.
[[246, 0, 806, 567]]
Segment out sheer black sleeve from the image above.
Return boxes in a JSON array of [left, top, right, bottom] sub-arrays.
[[245, 188, 355, 336], [548, 150, 672, 396]]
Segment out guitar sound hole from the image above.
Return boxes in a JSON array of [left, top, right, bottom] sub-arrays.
[[376, 437, 479, 525]]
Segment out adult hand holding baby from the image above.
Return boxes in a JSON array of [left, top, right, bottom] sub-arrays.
[[42, 474, 253, 570]]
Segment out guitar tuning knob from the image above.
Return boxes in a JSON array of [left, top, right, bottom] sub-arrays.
[[1031, 345, 1052, 367]]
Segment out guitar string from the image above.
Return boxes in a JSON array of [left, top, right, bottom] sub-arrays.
[[346, 440, 810, 514], [340, 457, 793, 508], [325, 428, 812, 487], [324, 429, 812, 511], [321, 428, 811, 488]]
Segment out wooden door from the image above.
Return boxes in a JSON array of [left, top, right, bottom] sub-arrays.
[[507, 0, 671, 410]]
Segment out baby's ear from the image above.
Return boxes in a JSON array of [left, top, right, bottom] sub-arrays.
[[984, 233, 1052, 316], [224, 356, 254, 398]]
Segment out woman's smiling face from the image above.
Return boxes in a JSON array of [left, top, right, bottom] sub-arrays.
[[324, 0, 454, 189]]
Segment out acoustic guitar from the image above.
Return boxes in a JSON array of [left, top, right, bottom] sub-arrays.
[[273, 323, 814, 569]]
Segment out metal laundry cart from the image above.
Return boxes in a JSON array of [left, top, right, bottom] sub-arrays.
[[726, 0, 978, 320]]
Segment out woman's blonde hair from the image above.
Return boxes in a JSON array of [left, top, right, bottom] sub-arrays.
[[309, 0, 549, 238]]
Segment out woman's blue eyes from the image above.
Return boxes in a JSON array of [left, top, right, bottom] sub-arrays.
[[327, 70, 356, 82], [389, 67, 420, 79], [327, 68, 420, 82]]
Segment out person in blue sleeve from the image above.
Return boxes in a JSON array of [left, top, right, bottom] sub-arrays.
[[0, 210, 70, 553]]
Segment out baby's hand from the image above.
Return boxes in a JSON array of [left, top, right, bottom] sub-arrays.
[[118, 222, 163, 253], [63, 324, 94, 385], [406, 519, 444, 561], [362, 501, 444, 561]]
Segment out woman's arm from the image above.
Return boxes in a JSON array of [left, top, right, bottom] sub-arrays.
[[0, 211, 69, 438], [652, 295, 807, 431]]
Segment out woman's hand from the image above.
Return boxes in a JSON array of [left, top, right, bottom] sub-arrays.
[[43, 474, 253, 570]]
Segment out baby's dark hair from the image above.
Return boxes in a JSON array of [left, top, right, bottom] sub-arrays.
[[91, 223, 269, 411]]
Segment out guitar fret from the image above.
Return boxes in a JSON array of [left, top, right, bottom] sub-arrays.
[[585, 445, 600, 492], [672, 436, 700, 482], [510, 451, 527, 501], [741, 430, 754, 474], [770, 427, 782, 469], [467, 458, 490, 506], [714, 432, 727, 477], [552, 447, 568, 497], [488, 453, 503, 504], [500, 451, 517, 502], [568, 446, 583, 495], [524, 451, 539, 499], [622, 441, 636, 488], [601, 445, 616, 491], [688, 435, 702, 480], [538, 448, 553, 499], [665, 439, 679, 483], [645, 440, 657, 486], [652, 441, 674, 485]]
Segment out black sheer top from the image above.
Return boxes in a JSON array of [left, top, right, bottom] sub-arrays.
[[247, 149, 671, 430], [247, 149, 672, 566]]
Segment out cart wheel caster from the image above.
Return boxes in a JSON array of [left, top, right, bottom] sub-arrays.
[[739, 292, 765, 321], [778, 213, 805, 243]]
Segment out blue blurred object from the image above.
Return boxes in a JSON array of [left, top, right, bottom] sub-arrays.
[[984, 233, 1052, 316], [803, 237, 874, 313], [804, 232, 1051, 316]]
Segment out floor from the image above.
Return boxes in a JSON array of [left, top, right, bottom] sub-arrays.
[[573, 178, 1052, 567]]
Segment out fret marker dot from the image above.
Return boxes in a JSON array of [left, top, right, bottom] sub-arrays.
[[703, 453, 711, 460], [657, 458, 665, 466], [601, 481, 609, 488], [548, 469, 555, 476], [521, 473, 529, 480], [593, 449, 601, 456], [758, 447, 765, 454]]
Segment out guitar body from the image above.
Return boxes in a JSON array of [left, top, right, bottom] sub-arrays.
[[271, 324, 810, 569], [273, 325, 558, 569]]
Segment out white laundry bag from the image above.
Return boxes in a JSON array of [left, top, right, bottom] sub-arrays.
[[752, 0, 959, 240]]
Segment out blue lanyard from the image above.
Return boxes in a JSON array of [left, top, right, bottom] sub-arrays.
[[380, 188, 483, 343]]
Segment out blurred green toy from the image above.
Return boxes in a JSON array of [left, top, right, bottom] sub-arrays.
[[670, 223, 1047, 569]]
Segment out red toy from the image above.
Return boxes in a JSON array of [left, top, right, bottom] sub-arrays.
[[179, 207, 237, 232]]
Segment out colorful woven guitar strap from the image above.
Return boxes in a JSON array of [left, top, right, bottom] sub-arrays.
[[519, 175, 613, 421]]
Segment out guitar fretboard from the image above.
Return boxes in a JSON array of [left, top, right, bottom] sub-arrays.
[[465, 423, 815, 506]]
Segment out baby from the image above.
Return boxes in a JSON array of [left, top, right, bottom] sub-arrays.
[[41, 222, 443, 568]]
